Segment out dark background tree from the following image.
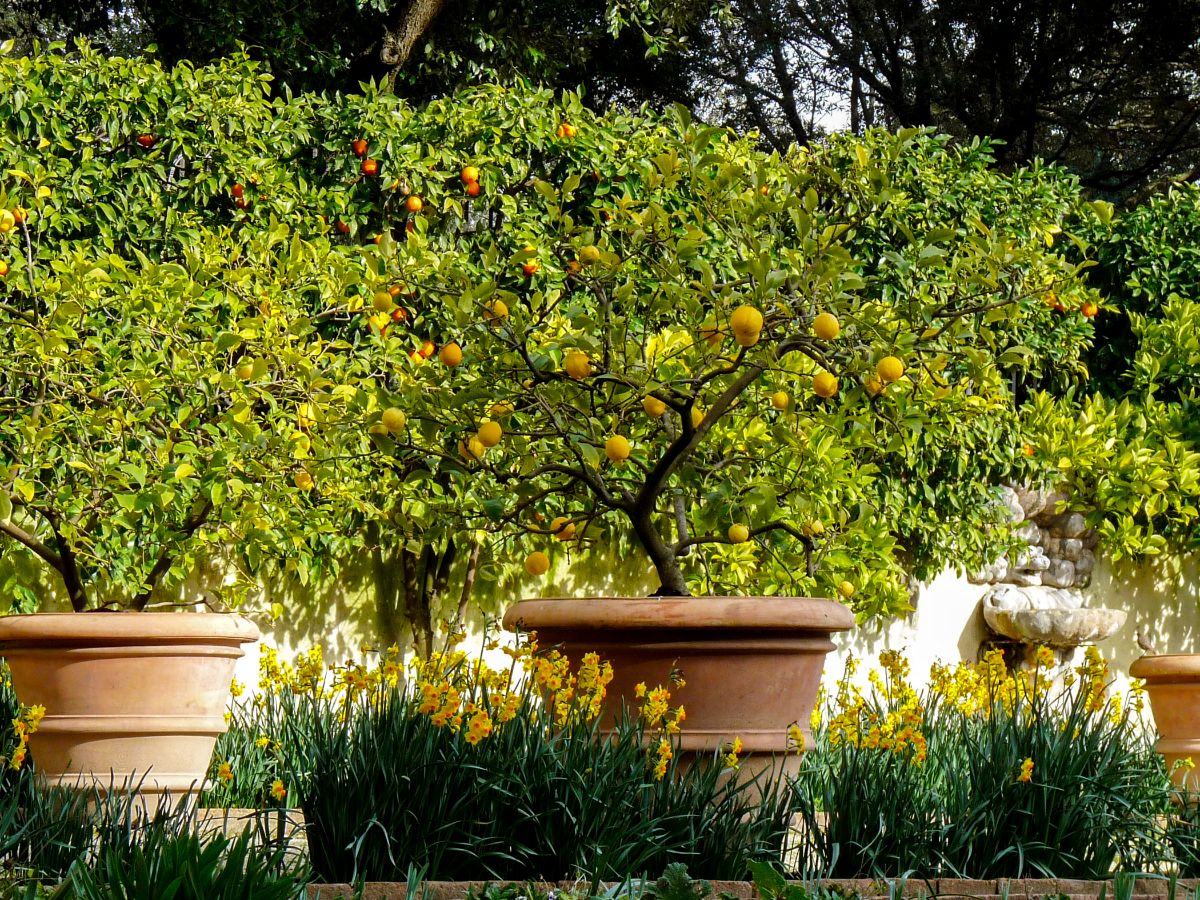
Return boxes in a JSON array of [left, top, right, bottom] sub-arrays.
[[1, 0, 694, 108], [665, 0, 1200, 197]]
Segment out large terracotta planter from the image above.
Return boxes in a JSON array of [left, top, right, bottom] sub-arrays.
[[502, 596, 853, 778], [1129, 653, 1200, 790], [0, 612, 259, 797]]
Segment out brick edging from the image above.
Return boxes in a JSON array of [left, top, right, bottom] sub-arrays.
[[306, 878, 1200, 900]]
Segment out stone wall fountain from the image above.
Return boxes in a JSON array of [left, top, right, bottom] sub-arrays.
[[971, 485, 1126, 658]]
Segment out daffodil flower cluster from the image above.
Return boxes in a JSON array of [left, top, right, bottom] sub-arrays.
[[819, 645, 1146, 771]]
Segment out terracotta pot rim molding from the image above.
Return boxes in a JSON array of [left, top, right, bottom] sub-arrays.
[[503, 596, 854, 632], [1130, 652, 1200, 678], [0, 612, 260, 645]]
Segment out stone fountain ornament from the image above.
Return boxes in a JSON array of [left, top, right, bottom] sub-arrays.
[[974, 485, 1126, 651]]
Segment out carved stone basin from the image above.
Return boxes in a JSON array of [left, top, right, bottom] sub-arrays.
[[985, 607, 1127, 647]]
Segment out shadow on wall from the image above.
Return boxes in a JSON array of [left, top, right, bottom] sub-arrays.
[[1086, 551, 1200, 679]]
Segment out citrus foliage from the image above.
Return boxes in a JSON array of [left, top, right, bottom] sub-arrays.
[[1020, 188, 1200, 561], [0, 44, 1101, 615]]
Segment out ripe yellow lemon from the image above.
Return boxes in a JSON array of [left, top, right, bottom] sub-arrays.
[[698, 323, 725, 347], [579, 245, 601, 266], [294, 472, 314, 491], [813, 371, 838, 398], [812, 312, 840, 340], [564, 350, 591, 380], [838, 580, 855, 599], [691, 407, 705, 429], [372, 291, 394, 312], [486, 299, 508, 322], [727, 523, 750, 544], [525, 551, 550, 577], [477, 420, 503, 448], [770, 391, 789, 411], [877, 356, 905, 384], [0, 260, 8, 278], [643, 395, 667, 417], [605, 435, 631, 462], [865, 375, 884, 396], [460, 436, 487, 462], [489, 401, 515, 418], [730, 305, 763, 347], [550, 516, 576, 541], [381, 407, 407, 433], [0, 210, 13, 233]]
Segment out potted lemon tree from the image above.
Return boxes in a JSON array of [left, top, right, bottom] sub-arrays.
[[361, 106, 1101, 771]]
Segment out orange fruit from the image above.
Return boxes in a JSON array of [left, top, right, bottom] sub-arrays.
[[372, 291, 394, 312], [405, 195, 423, 213], [361, 158, 379, 177], [813, 371, 838, 398], [812, 312, 840, 341], [440, 342, 464, 367], [550, 516, 576, 541], [461, 165, 481, 183], [771, 391, 789, 411], [351, 139, 368, 158], [727, 523, 750, 544], [524, 551, 550, 577], [522, 259, 541, 277], [865, 375, 884, 396], [294, 472, 315, 491], [465, 181, 481, 197], [0, 260, 8, 278], [579, 245, 601, 266], [1081, 301, 1098, 318], [837, 581, 855, 599], [877, 356, 905, 384], [136, 133, 156, 148]]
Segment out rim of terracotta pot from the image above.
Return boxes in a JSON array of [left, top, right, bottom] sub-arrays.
[[1130, 652, 1200, 679], [0, 611, 260, 645], [502, 596, 854, 632]]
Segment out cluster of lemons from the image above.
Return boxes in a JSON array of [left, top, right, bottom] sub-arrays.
[[514, 304, 909, 580]]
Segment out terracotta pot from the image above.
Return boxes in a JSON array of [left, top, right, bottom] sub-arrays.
[[502, 596, 853, 779], [0, 612, 259, 797], [1129, 653, 1200, 790]]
